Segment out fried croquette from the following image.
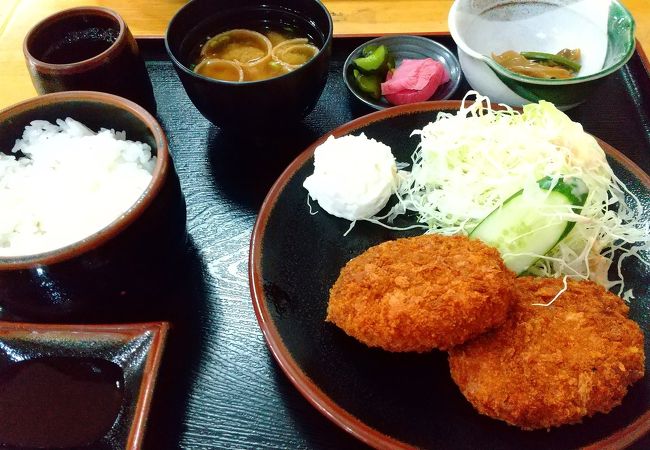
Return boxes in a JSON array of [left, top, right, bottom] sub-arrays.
[[326, 234, 515, 352], [448, 276, 645, 430]]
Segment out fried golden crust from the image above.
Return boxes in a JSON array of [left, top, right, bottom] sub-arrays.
[[449, 277, 645, 430], [326, 234, 515, 352]]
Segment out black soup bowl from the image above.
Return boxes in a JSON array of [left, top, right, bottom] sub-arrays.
[[165, 0, 333, 129], [0, 91, 187, 323]]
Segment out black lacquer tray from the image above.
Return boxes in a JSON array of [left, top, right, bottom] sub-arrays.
[[137, 35, 650, 449]]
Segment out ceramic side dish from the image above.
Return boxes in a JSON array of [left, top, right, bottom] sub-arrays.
[[23, 7, 156, 114], [165, 0, 333, 129], [343, 35, 461, 110], [249, 102, 650, 449], [448, 0, 635, 109], [0, 91, 187, 323], [0, 321, 169, 450]]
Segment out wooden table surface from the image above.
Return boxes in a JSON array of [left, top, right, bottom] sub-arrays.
[[0, 0, 647, 109]]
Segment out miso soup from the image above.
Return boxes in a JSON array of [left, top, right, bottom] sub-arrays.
[[192, 25, 319, 82]]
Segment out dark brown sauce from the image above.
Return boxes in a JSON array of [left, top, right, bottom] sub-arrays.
[[40, 27, 118, 64], [0, 357, 124, 449]]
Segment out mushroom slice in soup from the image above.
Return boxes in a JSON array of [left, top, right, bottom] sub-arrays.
[[200, 29, 272, 66], [194, 58, 244, 82], [272, 38, 319, 69]]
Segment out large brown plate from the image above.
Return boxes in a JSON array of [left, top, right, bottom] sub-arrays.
[[249, 101, 650, 449]]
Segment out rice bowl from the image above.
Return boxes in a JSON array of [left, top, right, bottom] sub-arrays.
[[0, 91, 186, 322], [1, 118, 156, 256]]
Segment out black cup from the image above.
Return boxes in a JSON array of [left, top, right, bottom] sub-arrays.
[[23, 7, 157, 115]]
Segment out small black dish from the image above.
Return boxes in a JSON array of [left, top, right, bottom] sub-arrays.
[[343, 35, 461, 110], [0, 321, 168, 450], [165, 0, 333, 129]]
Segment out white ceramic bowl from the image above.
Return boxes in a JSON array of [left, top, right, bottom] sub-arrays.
[[448, 0, 635, 109]]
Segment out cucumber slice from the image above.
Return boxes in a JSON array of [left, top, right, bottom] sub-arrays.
[[353, 45, 389, 73], [469, 177, 588, 275], [361, 44, 379, 58], [352, 68, 382, 99]]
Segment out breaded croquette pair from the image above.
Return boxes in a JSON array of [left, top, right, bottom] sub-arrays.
[[326, 234, 645, 430]]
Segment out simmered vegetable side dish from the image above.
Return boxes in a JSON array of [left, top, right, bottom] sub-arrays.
[[493, 48, 582, 79]]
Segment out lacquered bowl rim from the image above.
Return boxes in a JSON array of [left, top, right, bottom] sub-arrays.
[[0, 91, 170, 269], [249, 100, 650, 449]]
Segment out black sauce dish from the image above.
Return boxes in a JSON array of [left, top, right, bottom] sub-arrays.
[[0, 321, 168, 450], [0, 92, 187, 323], [165, 0, 333, 129]]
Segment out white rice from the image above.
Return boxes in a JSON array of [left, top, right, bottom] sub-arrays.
[[0, 118, 156, 257]]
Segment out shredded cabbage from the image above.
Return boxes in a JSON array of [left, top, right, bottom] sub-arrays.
[[382, 92, 650, 295]]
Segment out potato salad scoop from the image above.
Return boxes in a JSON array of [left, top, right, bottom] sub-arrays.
[[303, 133, 398, 221]]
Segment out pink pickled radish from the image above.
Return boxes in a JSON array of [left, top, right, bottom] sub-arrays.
[[381, 58, 449, 105]]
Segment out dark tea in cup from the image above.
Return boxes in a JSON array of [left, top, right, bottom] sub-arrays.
[[40, 25, 119, 64], [23, 7, 156, 114]]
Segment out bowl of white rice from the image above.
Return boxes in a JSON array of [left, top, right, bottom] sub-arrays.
[[0, 91, 186, 322]]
